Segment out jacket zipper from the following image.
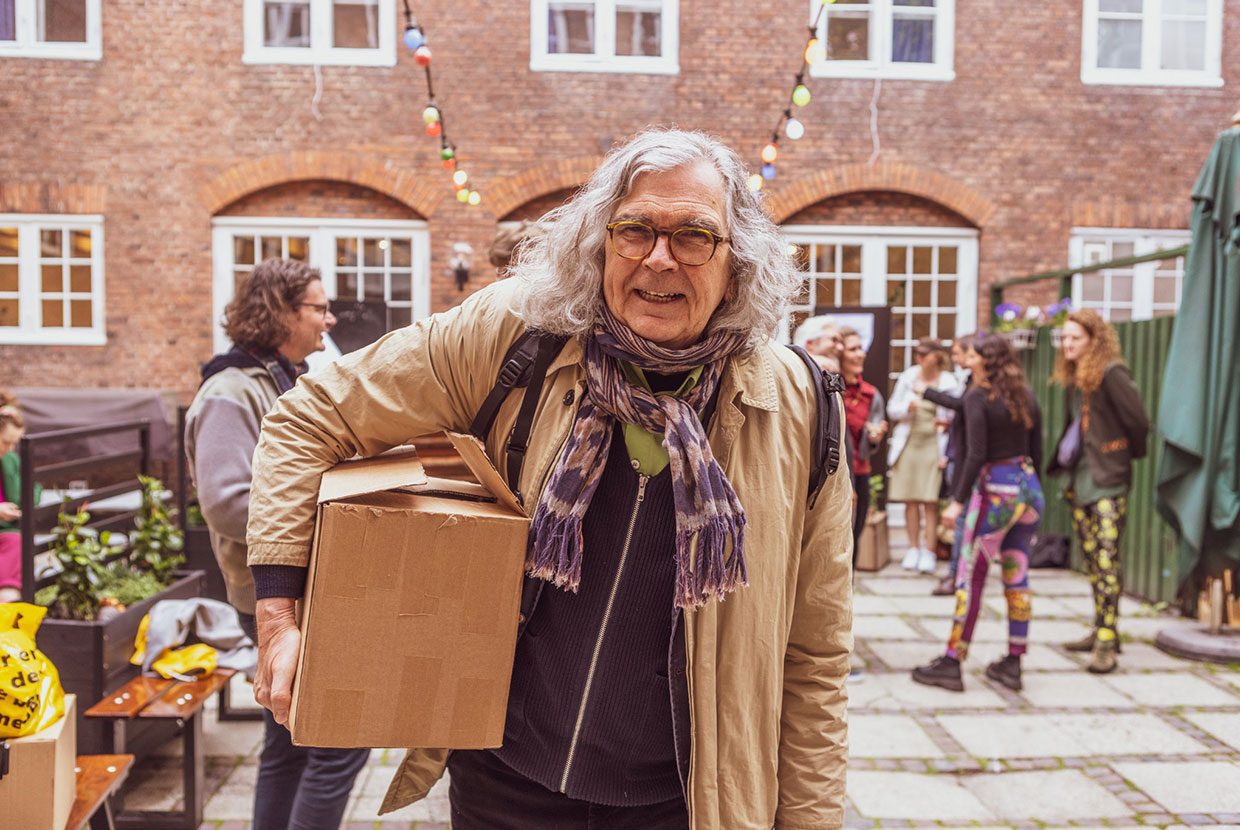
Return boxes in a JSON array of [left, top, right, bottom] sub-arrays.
[[558, 464, 649, 793]]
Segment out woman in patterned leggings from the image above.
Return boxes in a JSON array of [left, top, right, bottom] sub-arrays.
[[1047, 310, 1149, 673], [912, 335, 1044, 692]]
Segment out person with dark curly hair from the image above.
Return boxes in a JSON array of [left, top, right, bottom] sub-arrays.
[[1046, 309, 1149, 674], [185, 258, 367, 830], [912, 335, 1043, 693]]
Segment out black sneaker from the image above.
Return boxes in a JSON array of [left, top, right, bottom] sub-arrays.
[[985, 655, 1022, 691], [911, 655, 963, 692]]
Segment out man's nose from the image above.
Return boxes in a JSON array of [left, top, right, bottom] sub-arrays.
[[643, 232, 678, 271], [324, 310, 337, 330]]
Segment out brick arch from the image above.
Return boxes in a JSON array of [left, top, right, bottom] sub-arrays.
[[202, 151, 443, 218], [486, 156, 605, 222], [766, 162, 995, 228]]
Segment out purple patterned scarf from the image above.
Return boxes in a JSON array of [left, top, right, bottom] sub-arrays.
[[527, 307, 749, 609]]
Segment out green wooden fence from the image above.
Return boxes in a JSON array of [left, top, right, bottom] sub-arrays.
[[1022, 315, 1181, 605]]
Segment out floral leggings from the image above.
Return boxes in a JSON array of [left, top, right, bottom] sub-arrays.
[[947, 457, 1044, 661], [1071, 496, 1128, 644]]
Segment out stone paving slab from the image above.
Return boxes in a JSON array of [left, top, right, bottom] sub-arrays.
[[847, 771, 994, 820], [1117, 615, 1184, 641], [1025, 618, 1095, 643], [1025, 575, 1095, 597], [858, 575, 945, 595], [853, 615, 923, 640], [848, 714, 945, 758], [1113, 760, 1240, 814], [1102, 672, 1240, 707], [852, 594, 902, 615], [964, 643, 1080, 671], [891, 595, 961, 617], [939, 713, 1210, 758], [1110, 641, 1198, 670], [1181, 712, 1240, 752], [847, 671, 1010, 710], [1019, 671, 1135, 708], [961, 769, 1135, 822], [347, 772, 450, 823]]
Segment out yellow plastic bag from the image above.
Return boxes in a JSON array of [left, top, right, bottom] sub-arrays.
[[131, 614, 218, 681], [0, 602, 66, 738]]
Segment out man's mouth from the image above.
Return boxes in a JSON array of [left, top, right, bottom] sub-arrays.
[[636, 288, 684, 304]]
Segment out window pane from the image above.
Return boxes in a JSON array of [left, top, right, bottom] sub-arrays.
[[891, 312, 907, 337], [69, 265, 91, 293], [1111, 274, 1134, 301], [71, 229, 91, 257], [265, 1, 311, 48], [336, 237, 358, 266], [339, 273, 359, 300], [0, 264, 16, 292], [1082, 274, 1105, 302], [841, 245, 862, 273], [389, 306, 412, 330], [42, 299, 64, 327], [911, 313, 931, 339], [1100, 0, 1142, 11], [1110, 307, 1133, 321], [912, 246, 933, 274], [69, 299, 92, 328], [842, 278, 862, 305], [261, 236, 282, 260], [234, 235, 256, 265], [548, 3, 594, 54], [1112, 241, 1135, 258], [0, 299, 17, 326], [894, 0, 935, 5], [1161, 20, 1205, 70], [0, 2, 13, 41], [363, 237, 385, 266], [42, 264, 62, 292], [887, 246, 907, 274], [912, 280, 932, 306], [892, 16, 933, 63], [890, 348, 907, 377], [363, 274, 384, 301], [39, 0, 87, 43], [0, 228, 16, 257], [1163, 0, 1205, 12], [1153, 276, 1179, 304], [939, 246, 957, 274], [815, 278, 837, 306], [886, 279, 906, 306], [815, 244, 835, 273], [390, 239, 411, 267], [616, 6, 661, 57], [41, 229, 62, 257], [1098, 19, 1142, 69], [938, 278, 957, 307], [827, 11, 869, 61], [234, 269, 248, 293], [390, 273, 412, 301], [333, 0, 379, 49], [287, 236, 310, 261], [938, 313, 956, 339]]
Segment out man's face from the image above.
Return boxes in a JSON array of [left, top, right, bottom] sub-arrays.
[[602, 161, 731, 349], [0, 423, 22, 456], [279, 279, 335, 364]]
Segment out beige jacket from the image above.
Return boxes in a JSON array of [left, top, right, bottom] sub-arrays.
[[247, 279, 854, 830]]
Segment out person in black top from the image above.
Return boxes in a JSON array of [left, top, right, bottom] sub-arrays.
[[912, 335, 1044, 693]]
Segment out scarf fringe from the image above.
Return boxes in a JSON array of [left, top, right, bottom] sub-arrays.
[[526, 506, 585, 592], [674, 515, 748, 609]]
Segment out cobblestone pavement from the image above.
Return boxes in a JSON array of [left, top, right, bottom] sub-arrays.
[[127, 548, 1240, 829]]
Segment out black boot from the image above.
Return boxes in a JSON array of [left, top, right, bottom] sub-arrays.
[[912, 655, 964, 692], [985, 655, 1022, 691]]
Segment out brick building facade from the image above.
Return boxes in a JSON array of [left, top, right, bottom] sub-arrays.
[[1, 0, 1233, 398]]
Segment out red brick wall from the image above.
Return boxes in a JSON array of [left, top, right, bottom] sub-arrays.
[[784, 191, 973, 228], [218, 181, 423, 221], [1, 0, 1230, 399]]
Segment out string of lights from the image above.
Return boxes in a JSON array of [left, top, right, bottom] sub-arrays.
[[402, 1, 481, 206], [747, 0, 836, 192]]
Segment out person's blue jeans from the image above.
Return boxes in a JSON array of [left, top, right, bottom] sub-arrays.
[[238, 612, 370, 830]]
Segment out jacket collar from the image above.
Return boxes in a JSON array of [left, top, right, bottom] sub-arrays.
[[550, 336, 780, 413]]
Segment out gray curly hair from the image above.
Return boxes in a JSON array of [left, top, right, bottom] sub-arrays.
[[512, 128, 801, 351]]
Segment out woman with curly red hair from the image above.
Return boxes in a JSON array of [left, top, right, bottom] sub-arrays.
[[912, 335, 1043, 693], [1046, 309, 1149, 673]]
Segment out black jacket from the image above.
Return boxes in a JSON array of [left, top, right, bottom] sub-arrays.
[[1047, 363, 1150, 489]]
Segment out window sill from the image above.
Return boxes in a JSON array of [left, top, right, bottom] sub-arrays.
[[1081, 69, 1224, 88], [530, 55, 680, 75], [809, 64, 955, 82], [242, 47, 397, 67], [0, 42, 102, 61], [0, 329, 106, 346]]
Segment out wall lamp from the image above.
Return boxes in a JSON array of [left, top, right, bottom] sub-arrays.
[[449, 241, 474, 291]]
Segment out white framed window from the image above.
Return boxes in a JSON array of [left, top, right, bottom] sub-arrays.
[[0, 215, 105, 346], [808, 0, 954, 82], [782, 225, 978, 381], [242, 0, 396, 66], [1081, 0, 1222, 87], [530, 0, 678, 74], [0, 0, 101, 60], [210, 217, 430, 353], [1070, 228, 1190, 321]]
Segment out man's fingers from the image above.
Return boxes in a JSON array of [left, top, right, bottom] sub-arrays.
[[269, 637, 298, 725]]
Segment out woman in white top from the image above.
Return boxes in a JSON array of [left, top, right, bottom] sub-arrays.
[[887, 338, 959, 573]]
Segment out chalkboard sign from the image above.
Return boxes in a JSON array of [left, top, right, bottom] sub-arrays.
[[330, 300, 388, 354]]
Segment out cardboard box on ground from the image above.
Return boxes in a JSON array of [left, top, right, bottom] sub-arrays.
[[0, 694, 77, 830], [289, 434, 528, 750]]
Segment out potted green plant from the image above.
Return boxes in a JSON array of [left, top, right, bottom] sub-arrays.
[[993, 302, 1038, 350]]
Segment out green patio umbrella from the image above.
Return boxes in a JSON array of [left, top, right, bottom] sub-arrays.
[[1156, 126, 1240, 587]]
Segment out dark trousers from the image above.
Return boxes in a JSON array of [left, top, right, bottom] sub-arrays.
[[238, 613, 370, 830], [852, 472, 870, 569], [447, 749, 689, 830]]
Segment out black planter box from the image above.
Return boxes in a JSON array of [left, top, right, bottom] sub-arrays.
[[38, 569, 207, 754]]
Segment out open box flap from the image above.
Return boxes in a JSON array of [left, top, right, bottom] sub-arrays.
[[317, 446, 428, 503], [446, 432, 526, 516]]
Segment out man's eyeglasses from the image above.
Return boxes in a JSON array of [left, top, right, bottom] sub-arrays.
[[300, 302, 332, 316], [605, 221, 730, 267]]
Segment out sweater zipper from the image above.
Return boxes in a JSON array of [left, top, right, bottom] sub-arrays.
[[558, 463, 649, 793]]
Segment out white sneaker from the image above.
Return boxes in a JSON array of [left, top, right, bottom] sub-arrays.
[[917, 547, 938, 574], [902, 547, 921, 570]]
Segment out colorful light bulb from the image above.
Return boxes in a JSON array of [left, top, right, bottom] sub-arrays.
[[442, 158, 456, 171], [792, 85, 811, 107], [747, 174, 763, 192], [467, 191, 481, 206], [804, 38, 826, 65], [761, 163, 776, 180], [761, 143, 778, 164], [785, 118, 805, 140], [452, 170, 469, 187], [456, 188, 470, 203], [422, 106, 440, 124], [403, 26, 425, 51], [425, 121, 441, 137], [440, 146, 455, 161], [414, 46, 432, 66]]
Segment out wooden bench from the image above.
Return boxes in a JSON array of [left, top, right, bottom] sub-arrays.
[[85, 669, 237, 830], [69, 754, 134, 830]]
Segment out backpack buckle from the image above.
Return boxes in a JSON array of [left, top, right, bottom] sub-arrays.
[[498, 358, 524, 388]]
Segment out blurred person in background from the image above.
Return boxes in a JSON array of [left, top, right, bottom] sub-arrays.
[[794, 314, 843, 373], [0, 390, 38, 604], [1046, 309, 1149, 674], [839, 327, 887, 564], [887, 338, 958, 573]]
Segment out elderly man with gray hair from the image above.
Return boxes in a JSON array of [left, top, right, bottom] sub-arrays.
[[245, 128, 854, 830]]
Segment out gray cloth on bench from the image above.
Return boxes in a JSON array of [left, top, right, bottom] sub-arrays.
[[141, 597, 258, 680]]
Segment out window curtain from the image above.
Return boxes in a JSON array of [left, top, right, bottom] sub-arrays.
[[1, 0, 15, 40], [891, 16, 933, 63]]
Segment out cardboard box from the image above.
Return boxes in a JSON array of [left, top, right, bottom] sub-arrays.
[[289, 434, 529, 749], [0, 694, 77, 830], [856, 511, 890, 572]]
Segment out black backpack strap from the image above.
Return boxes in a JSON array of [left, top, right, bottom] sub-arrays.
[[469, 329, 543, 441], [505, 333, 565, 499], [787, 344, 845, 509]]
